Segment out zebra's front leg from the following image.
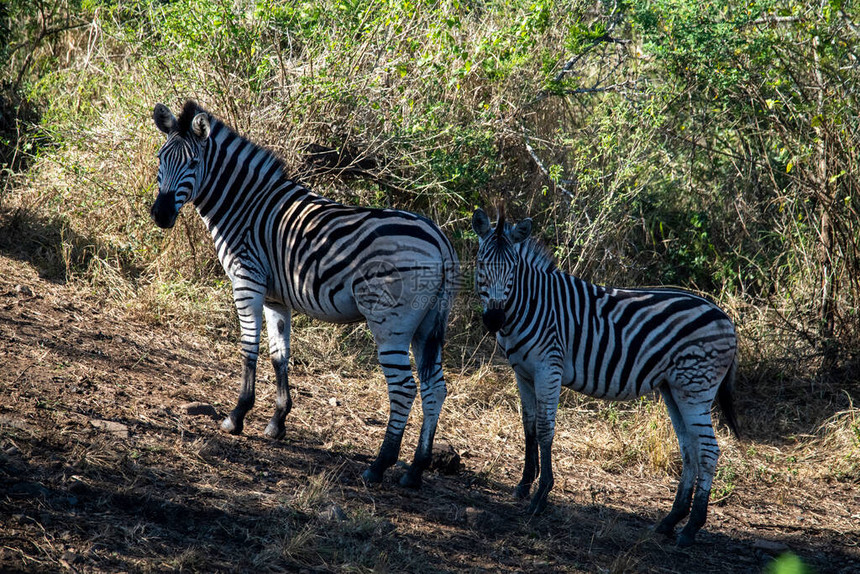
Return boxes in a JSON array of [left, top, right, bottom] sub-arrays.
[[515, 373, 539, 500], [220, 283, 265, 436], [361, 346, 416, 484], [263, 304, 292, 440], [527, 371, 561, 515]]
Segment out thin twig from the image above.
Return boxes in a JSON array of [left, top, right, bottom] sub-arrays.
[[522, 132, 573, 199], [12, 351, 50, 385]]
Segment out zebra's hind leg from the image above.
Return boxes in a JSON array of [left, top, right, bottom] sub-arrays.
[[655, 386, 698, 538], [676, 406, 720, 547], [263, 304, 292, 440], [400, 306, 448, 489], [361, 343, 416, 484], [514, 372, 539, 500]]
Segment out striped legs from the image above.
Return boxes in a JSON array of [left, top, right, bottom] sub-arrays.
[[362, 344, 416, 484], [263, 304, 292, 439], [362, 300, 449, 487], [402, 308, 448, 488], [678, 403, 720, 547], [525, 365, 562, 515], [221, 282, 265, 435], [656, 385, 721, 547], [514, 372, 539, 500], [655, 387, 696, 537]]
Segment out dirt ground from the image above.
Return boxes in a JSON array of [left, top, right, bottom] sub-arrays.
[[1, 251, 858, 573]]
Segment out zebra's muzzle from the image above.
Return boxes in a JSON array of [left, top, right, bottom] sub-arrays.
[[482, 308, 506, 333], [150, 194, 178, 229]]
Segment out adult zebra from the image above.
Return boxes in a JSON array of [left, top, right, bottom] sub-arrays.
[[472, 207, 739, 547], [149, 101, 459, 488]]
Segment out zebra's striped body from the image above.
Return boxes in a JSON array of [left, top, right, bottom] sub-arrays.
[[472, 208, 739, 547], [150, 101, 459, 487]]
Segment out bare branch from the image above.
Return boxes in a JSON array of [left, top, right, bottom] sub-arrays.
[[522, 131, 573, 199]]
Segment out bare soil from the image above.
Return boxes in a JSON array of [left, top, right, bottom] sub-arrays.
[[1, 253, 858, 573]]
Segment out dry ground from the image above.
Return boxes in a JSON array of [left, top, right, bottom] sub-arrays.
[[1, 251, 858, 573]]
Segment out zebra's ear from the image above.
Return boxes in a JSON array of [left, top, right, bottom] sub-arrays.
[[153, 103, 176, 134], [472, 208, 492, 239], [509, 218, 532, 244], [191, 113, 211, 141]]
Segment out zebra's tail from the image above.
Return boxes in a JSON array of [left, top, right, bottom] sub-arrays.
[[418, 302, 446, 383], [417, 258, 457, 382], [717, 353, 741, 439]]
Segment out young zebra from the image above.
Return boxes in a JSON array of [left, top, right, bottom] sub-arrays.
[[472, 207, 739, 547], [150, 101, 459, 488]]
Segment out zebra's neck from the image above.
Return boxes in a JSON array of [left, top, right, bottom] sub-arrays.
[[501, 258, 597, 337], [193, 120, 308, 223], [515, 238, 556, 272]]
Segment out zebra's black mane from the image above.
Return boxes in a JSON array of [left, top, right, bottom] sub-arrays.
[[176, 100, 203, 136], [176, 100, 291, 179], [513, 231, 557, 273]]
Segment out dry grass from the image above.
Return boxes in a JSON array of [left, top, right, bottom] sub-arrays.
[[0, 260, 858, 572]]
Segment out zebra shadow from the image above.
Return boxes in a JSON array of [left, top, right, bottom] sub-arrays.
[[0, 206, 147, 284], [4, 403, 856, 574]]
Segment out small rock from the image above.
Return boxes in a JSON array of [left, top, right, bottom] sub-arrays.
[[89, 419, 129, 438], [328, 397, 340, 407], [67, 476, 90, 495], [753, 538, 790, 555], [0, 414, 35, 433], [430, 440, 462, 475], [180, 402, 218, 418], [321, 504, 348, 522], [15, 284, 33, 297], [5, 445, 20, 456]]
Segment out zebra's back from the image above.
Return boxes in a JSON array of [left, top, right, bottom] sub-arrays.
[[260, 197, 459, 323], [501, 273, 736, 401]]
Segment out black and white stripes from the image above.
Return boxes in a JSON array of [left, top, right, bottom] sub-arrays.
[[472, 207, 739, 547], [151, 101, 459, 487]]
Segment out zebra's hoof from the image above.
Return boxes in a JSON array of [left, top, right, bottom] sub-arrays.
[[526, 495, 548, 516], [399, 472, 422, 489], [263, 421, 285, 440], [514, 483, 531, 500], [220, 417, 243, 435], [654, 519, 675, 536], [676, 527, 697, 548], [361, 468, 383, 484]]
